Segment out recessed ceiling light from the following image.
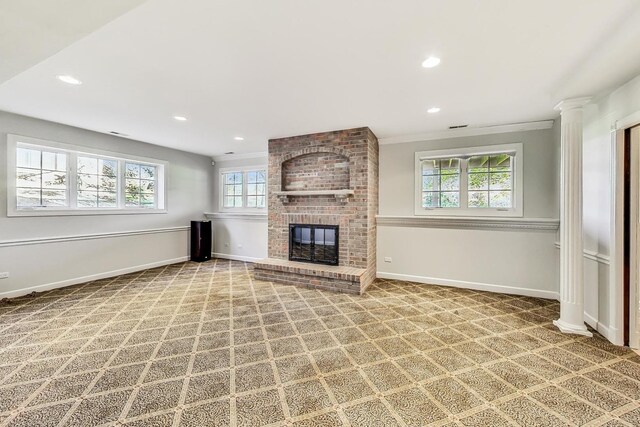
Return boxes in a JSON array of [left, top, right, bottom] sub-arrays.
[[57, 75, 82, 85], [427, 107, 441, 113], [421, 56, 441, 68], [173, 116, 187, 121], [234, 136, 245, 141]]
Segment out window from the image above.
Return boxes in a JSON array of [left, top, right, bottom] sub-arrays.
[[223, 172, 244, 208], [125, 162, 157, 208], [77, 156, 118, 208], [415, 143, 523, 217], [421, 158, 460, 208], [467, 154, 513, 208], [246, 170, 266, 208], [220, 167, 267, 210], [16, 146, 68, 208], [7, 134, 167, 216]]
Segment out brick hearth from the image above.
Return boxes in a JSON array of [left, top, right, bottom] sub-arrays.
[[254, 127, 379, 294]]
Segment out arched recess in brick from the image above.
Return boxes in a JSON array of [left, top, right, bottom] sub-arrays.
[[280, 150, 351, 191]]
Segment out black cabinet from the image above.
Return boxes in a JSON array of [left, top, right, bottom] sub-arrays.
[[191, 220, 212, 262]]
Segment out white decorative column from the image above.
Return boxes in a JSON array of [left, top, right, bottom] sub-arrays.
[[553, 97, 592, 336]]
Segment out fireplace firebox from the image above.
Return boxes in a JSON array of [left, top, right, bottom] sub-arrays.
[[289, 224, 339, 266]]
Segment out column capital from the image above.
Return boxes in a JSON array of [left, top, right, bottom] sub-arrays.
[[554, 97, 591, 112]]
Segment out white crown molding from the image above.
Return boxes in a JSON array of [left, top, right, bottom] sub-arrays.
[[378, 120, 555, 145], [376, 215, 559, 231], [204, 212, 268, 221], [0, 226, 189, 248], [211, 151, 268, 162]]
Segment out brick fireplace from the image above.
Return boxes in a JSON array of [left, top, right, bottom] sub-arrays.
[[253, 127, 379, 294]]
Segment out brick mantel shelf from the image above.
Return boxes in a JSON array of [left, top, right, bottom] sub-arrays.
[[273, 189, 355, 203]]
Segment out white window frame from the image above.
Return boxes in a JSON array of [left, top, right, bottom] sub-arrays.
[[7, 134, 167, 217], [219, 166, 267, 213], [414, 143, 523, 217]]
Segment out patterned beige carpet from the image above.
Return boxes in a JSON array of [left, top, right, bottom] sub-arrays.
[[0, 259, 639, 427]]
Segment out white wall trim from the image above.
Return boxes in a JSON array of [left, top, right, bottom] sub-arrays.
[[378, 120, 554, 145], [212, 252, 262, 263], [553, 242, 610, 265], [211, 151, 268, 162], [204, 212, 268, 221], [0, 226, 189, 248], [376, 215, 559, 231], [0, 256, 189, 299], [584, 312, 614, 343], [376, 271, 559, 300], [584, 249, 611, 265], [615, 109, 640, 130], [609, 128, 627, 346]]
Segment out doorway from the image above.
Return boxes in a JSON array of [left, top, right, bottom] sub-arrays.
[[627, 125, 640, 347]]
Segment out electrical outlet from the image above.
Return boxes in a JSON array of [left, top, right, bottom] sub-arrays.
[[384, 257, 392, 263], [0, 272, 9, 279]]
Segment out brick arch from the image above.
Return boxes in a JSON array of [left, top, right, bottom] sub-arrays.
[[281, 150, 351, 191], [279, 146, 350, 164]]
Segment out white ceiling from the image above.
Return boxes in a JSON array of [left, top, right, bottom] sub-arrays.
[[0, 0, 147, 84], [1, 0, 639, 157]]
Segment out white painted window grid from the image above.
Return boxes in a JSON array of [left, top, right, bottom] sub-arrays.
[[7, 134, 167, 216], [220, 167, 267, 211], [414, 143, 523, 217]]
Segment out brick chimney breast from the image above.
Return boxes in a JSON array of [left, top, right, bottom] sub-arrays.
[[254, 127, 379, 294]]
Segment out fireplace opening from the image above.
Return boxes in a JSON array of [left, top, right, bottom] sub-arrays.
[[289, 224, 339, 266]]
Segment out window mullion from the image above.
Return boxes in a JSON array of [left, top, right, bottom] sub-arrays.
[[39, 151, 44, 207], [460, 159, 469, 209], [69, 152, 78, 209], [242, 172, 247, 208], [119, 160, 126, 209]]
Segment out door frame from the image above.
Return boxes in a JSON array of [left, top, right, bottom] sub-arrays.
[[611, 111, 640, 348]]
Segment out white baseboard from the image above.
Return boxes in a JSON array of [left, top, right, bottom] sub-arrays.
[[608, 326, 624, 347], [0, 256, 189, 299], [584, 312, 619, 343], [212, 252, 263, 263], [376, 271, 559, 300], [584, 312, 598, 330]]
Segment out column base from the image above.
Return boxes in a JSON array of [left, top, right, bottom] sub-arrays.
[[553, 319, 593, 337]]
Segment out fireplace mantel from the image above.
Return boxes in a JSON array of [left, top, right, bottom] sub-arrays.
[[273, 189, 355, 203]]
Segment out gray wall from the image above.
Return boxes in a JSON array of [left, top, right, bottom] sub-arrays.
[[208, 156, 268, 261], [0, 111, 214, 296], [377, 128, 561, 298], [379, 128, 559, 218]]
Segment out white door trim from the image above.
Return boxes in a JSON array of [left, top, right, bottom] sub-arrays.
[[610, 128, 626, 346], [630, 126, 640, 349], [611, 110, 640, 348]]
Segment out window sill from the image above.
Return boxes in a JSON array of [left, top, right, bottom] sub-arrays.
[[376, 215, 559, 231], [204, 212, 268, 221], [8, 208, 168, 217]]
